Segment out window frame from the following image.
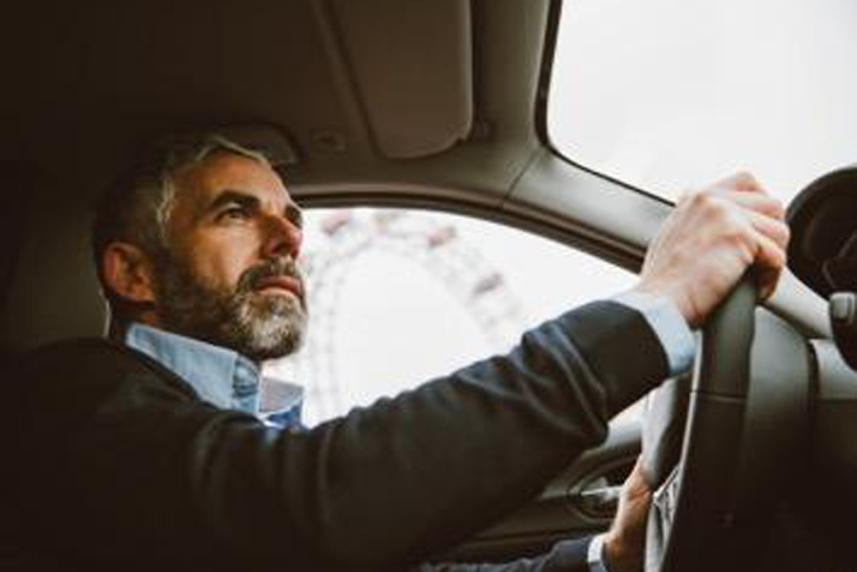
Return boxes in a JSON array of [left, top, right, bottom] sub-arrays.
[[275, 194, 647, 427], [533, 0, 676, 207]]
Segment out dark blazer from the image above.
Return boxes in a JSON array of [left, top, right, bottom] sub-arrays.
[[1, 301, 668, 571]]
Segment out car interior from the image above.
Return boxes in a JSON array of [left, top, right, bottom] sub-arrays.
[[2, 1, 857, 570]]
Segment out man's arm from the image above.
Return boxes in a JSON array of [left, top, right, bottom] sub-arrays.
[[408, 175, 788, 572], [15, 298, 667, 571], [11, 175, 788, 571]]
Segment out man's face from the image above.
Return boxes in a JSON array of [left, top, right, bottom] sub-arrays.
[[151, 152, 307, 361]]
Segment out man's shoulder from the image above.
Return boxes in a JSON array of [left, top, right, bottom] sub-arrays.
[[18, 336, 154, 375], [13, 337, 197, 401], [19, 336, 132, 363]]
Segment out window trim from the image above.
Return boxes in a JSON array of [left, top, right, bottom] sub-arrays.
[[292, 190, 646, 275], [533, 0, 675, 208]]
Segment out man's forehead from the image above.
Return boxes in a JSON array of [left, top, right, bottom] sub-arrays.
[[173, 152, 292, 208]]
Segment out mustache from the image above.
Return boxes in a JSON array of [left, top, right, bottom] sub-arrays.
[[237, 257, 304, 295]]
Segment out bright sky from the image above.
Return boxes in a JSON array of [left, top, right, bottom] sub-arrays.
[[549, 0, 857, 203], [263, 2, 857, 425]]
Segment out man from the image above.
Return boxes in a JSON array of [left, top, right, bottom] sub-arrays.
[[4, 133, 788, 571]]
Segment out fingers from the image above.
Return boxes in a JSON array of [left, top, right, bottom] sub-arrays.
[[682, 172, 781, 212], [638, 171, 788, 326], [755, 265, 782, 301], [720, 180, 789, 271], [715, 171, 765, 193], [751, 227, 787, 273], [627, 456, 652, 492], [677, 189, 788, 252], [748, 209, 790, 250], [717, 189, 786, 220], [751, 229, 787, 300], [697, 171, 766, 194], [685, 176, 788, 262], [682, 187, 784, 219]]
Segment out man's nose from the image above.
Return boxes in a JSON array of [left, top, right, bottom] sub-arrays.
[[261, 214, 302, 260]]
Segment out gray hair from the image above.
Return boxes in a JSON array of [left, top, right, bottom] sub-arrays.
[[92, 132, 270, 318]]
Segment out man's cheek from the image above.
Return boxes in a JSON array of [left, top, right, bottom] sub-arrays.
[[198, 255, 247, 292]]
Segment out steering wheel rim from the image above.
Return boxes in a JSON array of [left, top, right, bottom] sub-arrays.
[[644, 277, 758, 572]]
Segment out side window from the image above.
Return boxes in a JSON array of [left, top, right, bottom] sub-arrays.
[[265, 208, 636, 427]]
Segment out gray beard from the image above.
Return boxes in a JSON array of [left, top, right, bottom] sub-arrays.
[[152, 254, 307, 362]]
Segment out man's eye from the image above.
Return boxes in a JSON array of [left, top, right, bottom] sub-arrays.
[[219, 207, 251, 221]]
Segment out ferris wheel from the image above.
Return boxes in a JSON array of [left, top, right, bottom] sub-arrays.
[[267, 208, 528, 425]]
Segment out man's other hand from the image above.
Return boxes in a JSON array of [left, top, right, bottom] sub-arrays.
[[603, 458, 651, 572], [634, 172, 789, 328]]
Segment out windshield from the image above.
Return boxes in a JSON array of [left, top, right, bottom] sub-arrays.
[[548, 0, 857, 204]]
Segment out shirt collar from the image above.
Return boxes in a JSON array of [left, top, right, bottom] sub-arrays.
[[124, 323, 306, 429], [124, 322, 261, 414]]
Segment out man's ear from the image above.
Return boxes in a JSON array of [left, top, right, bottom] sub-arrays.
[[102, 242, 157, 304]]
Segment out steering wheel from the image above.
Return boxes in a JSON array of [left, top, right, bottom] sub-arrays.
[[641, 275, 813, 572], [642, 278, 758, 572]]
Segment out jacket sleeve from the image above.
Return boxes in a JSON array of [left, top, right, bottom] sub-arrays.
[[15, 301, 668, 571], [414, 537, 593, 572]]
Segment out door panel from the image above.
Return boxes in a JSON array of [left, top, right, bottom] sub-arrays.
[[445, 420, 641, 562]]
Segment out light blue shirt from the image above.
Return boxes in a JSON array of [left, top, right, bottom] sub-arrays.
[[613, 290, 695, 376], [587, 532, 610, 572], [125, 323, 304, 428]]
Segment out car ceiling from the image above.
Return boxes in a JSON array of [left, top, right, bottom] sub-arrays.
[[0, 0, 830, 349], [0, 0, 545, 201]]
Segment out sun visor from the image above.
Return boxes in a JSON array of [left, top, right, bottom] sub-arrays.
[[787, 166, 857, 298], [330, 0, 473, 159]]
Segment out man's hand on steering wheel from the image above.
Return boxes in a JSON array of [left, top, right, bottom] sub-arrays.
[[633, 172, 790, 328], [598, 173, 789, 572]]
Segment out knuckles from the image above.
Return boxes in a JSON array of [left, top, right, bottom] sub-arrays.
[[689, 191, 733, 226], [669, 176, 789, 269], [682, 189, 718, 215], [769, 200, 787, 221], [733, 171, 759, 189], [683, 191, 756, 251]]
